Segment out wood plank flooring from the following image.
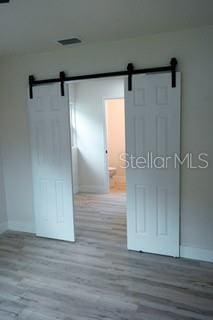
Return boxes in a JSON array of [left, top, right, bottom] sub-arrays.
[[0, 192, 213, 320]]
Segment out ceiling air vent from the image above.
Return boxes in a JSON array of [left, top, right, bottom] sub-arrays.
[[58, 38, 82, 46]]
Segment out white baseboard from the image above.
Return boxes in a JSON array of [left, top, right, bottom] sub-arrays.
[[8, 221, 35, 234], [0, 222, 8, 234], [79, 185, 108, 193], [180, 245, 213, 263]]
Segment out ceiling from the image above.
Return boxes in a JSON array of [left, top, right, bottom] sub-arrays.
[[0, 0, 213, 56]]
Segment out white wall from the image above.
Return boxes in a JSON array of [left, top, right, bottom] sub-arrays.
[[0, 142, 7, 232], [74, 79, 124, 193], [0, 26, 212, 260]]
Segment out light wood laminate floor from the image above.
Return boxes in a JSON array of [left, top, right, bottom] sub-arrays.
[[0, 192, 213, 320]]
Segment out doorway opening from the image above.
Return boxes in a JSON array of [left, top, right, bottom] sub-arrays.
[[104, 98, 126, 192], [68, 77, 127, 245]]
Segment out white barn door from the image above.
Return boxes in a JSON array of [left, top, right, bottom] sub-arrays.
[[28, 84, 75, 241], [125, 73, 180, 257]]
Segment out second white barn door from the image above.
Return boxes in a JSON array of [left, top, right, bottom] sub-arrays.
[[28, 84, 75, 242], [125, 73, 180, 257]]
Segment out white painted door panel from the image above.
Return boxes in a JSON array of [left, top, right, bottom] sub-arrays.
[[28, 84, 75, 241], [125, 73, 180, 257]]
